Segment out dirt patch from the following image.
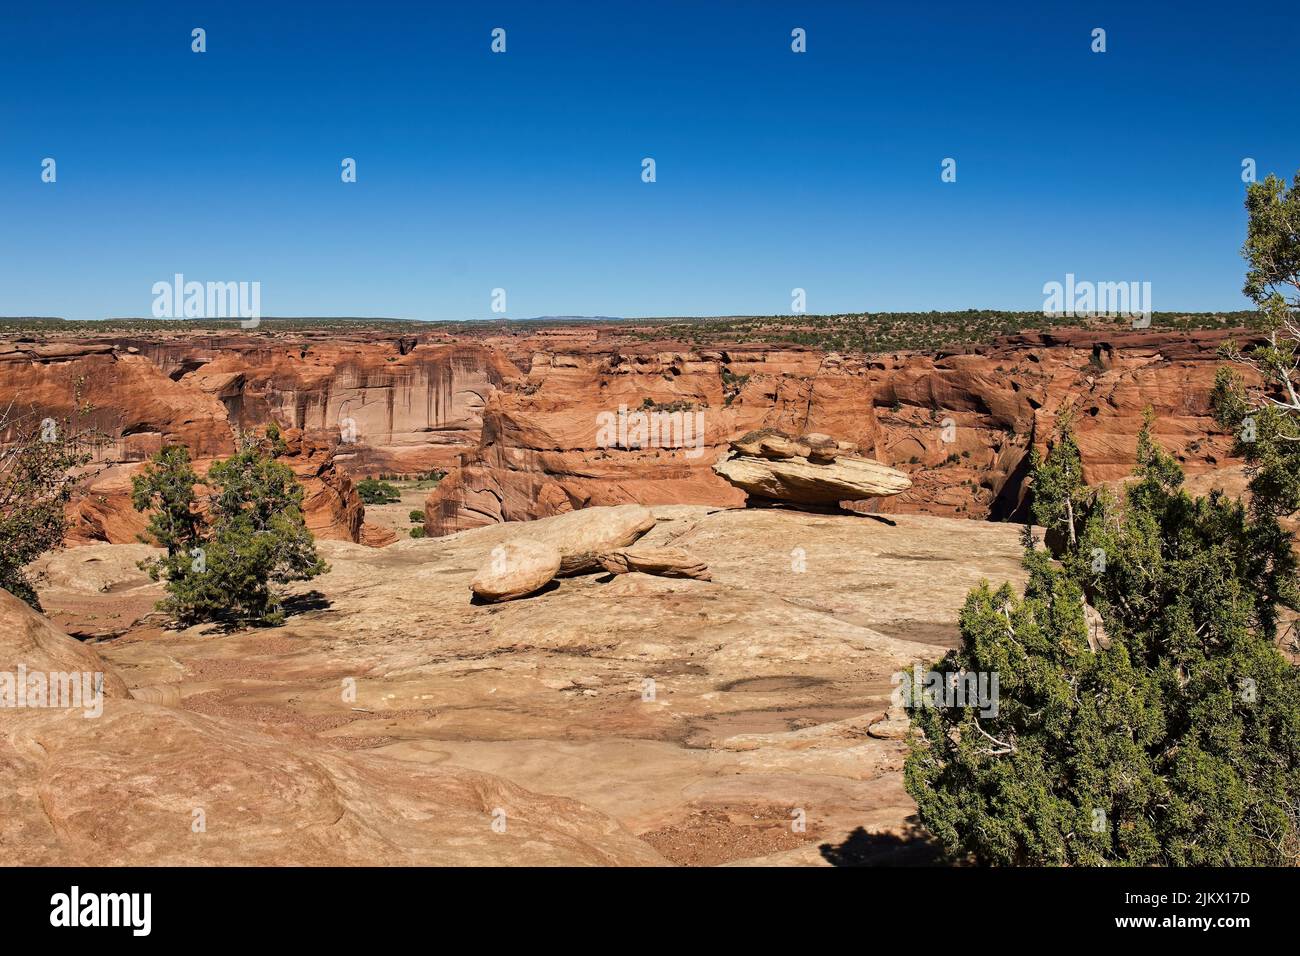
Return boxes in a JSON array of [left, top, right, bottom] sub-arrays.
[[877, 552, 954, 562], [362, 487, 435, 536], [640, 804, 823, 866], [183, 690, 361, 736], [326, 735, 400, 751]]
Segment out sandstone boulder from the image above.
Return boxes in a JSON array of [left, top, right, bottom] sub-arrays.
[[470, 539, 562, 602], [525, 504, 658, 575], [597, 546, 712, 581], [800, 432, 840, 463], [732, 428, 805, 459], [866, 706, 912, 740]]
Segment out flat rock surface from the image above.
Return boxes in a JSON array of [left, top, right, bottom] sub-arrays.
[[24, 507, 1029, 865]]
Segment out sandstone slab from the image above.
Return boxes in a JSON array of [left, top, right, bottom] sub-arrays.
[[0, 587, 664, 866], [0, 589, 131, 699], [597, 545, 712, 580], [524, 504, 658, 575]]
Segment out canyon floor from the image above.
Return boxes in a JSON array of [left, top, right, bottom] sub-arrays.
[[21, 506, 1026, 866]]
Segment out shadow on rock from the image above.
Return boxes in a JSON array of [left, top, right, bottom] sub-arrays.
[[282, 589, 332, 615], [819, 821, 945, 867]]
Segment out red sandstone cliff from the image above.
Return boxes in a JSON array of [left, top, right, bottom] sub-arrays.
[[423, 328, 1258, 534], [0, 326, 1260, 545], [0, 339, 377, 545]]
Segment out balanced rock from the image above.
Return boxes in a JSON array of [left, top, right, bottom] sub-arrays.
[[470, 539, 562, 602], [714, 430, 911, 507], [597, 546, 712, 581]]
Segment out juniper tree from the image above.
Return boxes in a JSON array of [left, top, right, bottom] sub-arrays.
[[905, 419, 1300, 865], [132, 430, 327, 627], [1213, 167, 1300, 632], [1027, 408, 1088, 553], [905, 167, 1300, 866]]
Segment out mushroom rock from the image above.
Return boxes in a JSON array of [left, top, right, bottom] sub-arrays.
[[713, 430, 912, 507]]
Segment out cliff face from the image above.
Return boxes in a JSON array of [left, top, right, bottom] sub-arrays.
[[423, 328, 1255, 534], [180, 340, 520, 476], [0, 339, 375, 545], [0, 326, 1256, 544]]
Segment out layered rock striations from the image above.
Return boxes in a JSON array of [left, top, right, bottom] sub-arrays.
[[425, 328, 1255, 533]]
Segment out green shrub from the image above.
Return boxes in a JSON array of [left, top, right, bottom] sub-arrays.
[[905, 415, 1300, 865], [0, 410, 93, 608], [356, 478, 400, 504], [132, 432, 327, 627]]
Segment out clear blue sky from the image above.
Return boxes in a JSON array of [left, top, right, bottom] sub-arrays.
[[1, 0, 1295, 321]]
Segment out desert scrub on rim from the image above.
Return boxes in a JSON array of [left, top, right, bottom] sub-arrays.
[[131, 423, 327, 627]]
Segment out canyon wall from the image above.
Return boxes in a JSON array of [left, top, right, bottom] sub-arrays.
[[424, 328, 1254, 534], [0, 339, 371, 544], [0, 327, 1255, 545]]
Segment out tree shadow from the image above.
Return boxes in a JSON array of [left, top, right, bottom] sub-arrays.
[[282, 589, 332, 616], [819, 821, 945, 867], [182, 589, 333, 635], [746, 498, 899, 525]]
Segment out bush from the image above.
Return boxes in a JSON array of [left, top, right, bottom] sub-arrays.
[[356, 478, 400, 504], [132, 431, 327, 627], [906, 171, 1300, 865], [409, 526, 426, 539], [0, 409, 94, 608], [905, 411, 1300, 865]]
